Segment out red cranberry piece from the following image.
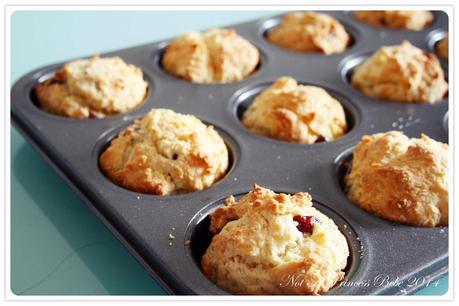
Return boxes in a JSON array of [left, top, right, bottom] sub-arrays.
[[293, 215, 320, 235], [315, 135, 327, 143]]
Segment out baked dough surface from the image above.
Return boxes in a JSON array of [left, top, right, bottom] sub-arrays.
[[345, 131, 448, 227], [353, 11, 433, 31], [242, 76, 347, 144], [99, 108, 229, 195], [437, 36, 448, 60], [202, 184, 349, 295], [162, 28, 259, 84], [351, 41, 448, 104], [35, 56, 148, 118], [267, 12, 350, 55]]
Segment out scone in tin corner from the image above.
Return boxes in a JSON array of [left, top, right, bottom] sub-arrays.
[[35, 55, 148, 119], [437, 36, 448, 60], [352, 10, 433, 31], [351, 41, 448, 104], [242, 76, 348, 144], [345, 131, 448, 227], [99, 108, 229, 196], [202, 184, 349, 295], [267, 11, 351, 55], [162, 28, 260, 84]]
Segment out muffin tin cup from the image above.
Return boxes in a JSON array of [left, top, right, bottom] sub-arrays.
[[11, 10, 449, 295], [185, 192, 363, 295]]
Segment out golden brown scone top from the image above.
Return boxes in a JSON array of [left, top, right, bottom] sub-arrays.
[[353, 10, 433, 31], [351, 41, 448, 104], [202, 184, 349, 295], [345, 131, 448, 227], [437, 36, 448, 60], [267, 12, 350, 55], [99, 108, 228, 195], [242, 76, 347, 144], [35, 56, 148, 118], [162, 28, 259, 84]]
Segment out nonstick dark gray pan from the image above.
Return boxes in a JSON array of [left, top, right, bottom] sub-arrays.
[[11, 11, 449, 295]]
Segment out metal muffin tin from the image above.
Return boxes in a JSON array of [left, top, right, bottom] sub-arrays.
[[11, 11, 449, 295]]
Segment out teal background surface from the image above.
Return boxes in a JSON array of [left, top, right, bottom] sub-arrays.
[[10, 10, 448, 295]]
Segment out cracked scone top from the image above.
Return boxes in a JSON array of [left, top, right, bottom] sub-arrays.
[[35, 56, 148, 118], [345, 131, 448, 227], [99, 108, 229, 195], [267, 12, 350, 55], [351, 41, 448, 104], [353, 11, 433, 31], [202, 185, 349, 295], [162, 28, 259, 84], [242, 76, 347, 144]]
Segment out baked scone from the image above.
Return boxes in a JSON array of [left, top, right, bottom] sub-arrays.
[[351, 41, 448, 103], [162, 28, 259, 84], [35, 56, 148, 118], [267, 12, 350, 55], [99, 108, 228, 195], [352, 11, 433, 31], [202, 184, 349, 295], [345, 131, 448, 227], [437, 36, 448, 60], [242, 76, 347, 144]]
